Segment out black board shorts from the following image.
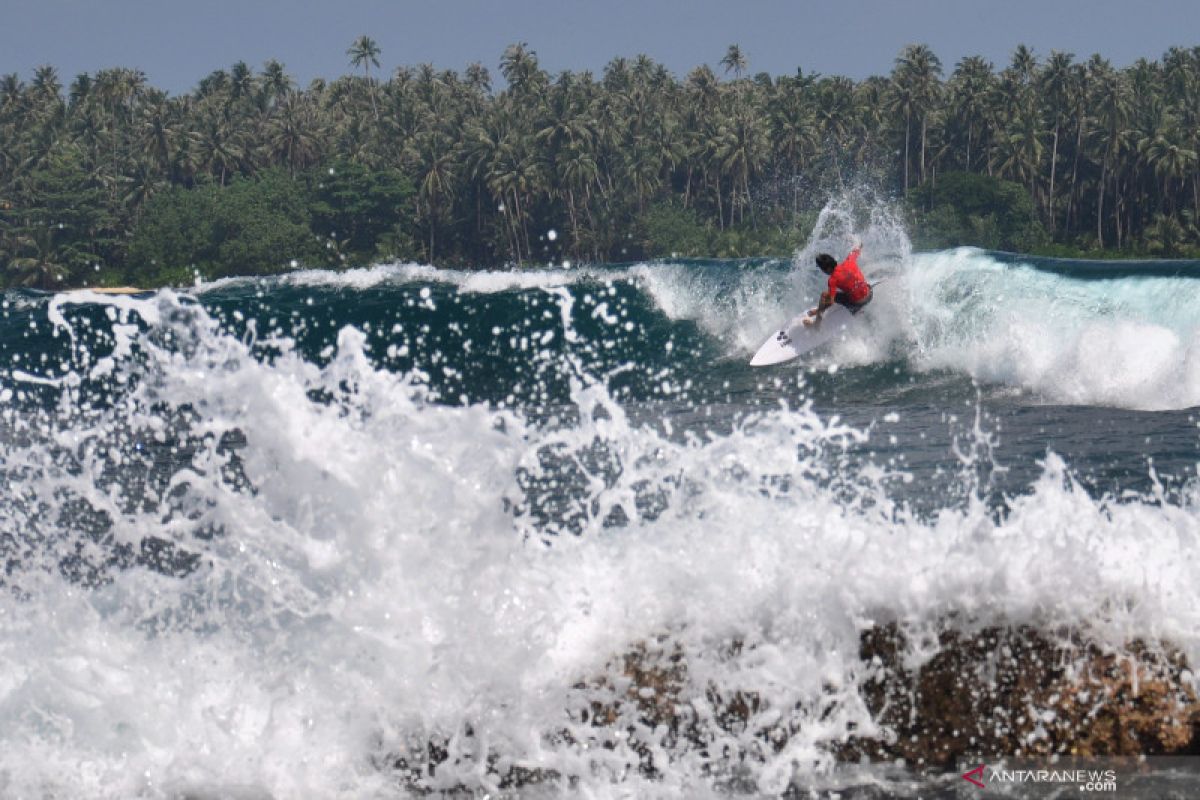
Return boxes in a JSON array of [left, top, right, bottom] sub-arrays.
[[834, 286, 873, 315]]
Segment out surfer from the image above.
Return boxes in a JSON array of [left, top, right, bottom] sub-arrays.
[[749, 240, 876, 365], [804, 243, 871, 327]]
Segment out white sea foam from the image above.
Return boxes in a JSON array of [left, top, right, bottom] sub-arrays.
[[195, 261, 626, 295], [904, 248, 1200, 410], [635, 238, 1200, 410], [1, 289, 1199, 798]]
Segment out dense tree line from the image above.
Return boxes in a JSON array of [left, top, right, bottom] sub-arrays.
[[1, 41, 1199, 288]]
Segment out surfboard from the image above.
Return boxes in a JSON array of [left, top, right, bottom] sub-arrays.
[[749, 304, 855, 366], [86, 287, 148, 295]]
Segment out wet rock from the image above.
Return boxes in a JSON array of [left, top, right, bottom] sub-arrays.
[[582, 624, 1200, 773], [383, 623, 1200, 792], [841, 623, 1200, 766]]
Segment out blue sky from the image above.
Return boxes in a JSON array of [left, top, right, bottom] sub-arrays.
[[3, 0, 1197, 93]]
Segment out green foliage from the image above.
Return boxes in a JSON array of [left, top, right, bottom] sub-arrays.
[[642, 202, 808, 259], [642, 202, 709, 257], [708, 224, 803, 258], [128, 170, 321, 283], [126, 186, 211, 283], [305, 160, 417, 265], [1142, 213, 1200, 257], [1, 143, 112, 287], [907, 172, 1047, 252], [5, 43, 1200, 287], [211, 171, 321, 276]]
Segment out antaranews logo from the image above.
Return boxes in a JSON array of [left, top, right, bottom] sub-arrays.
[[961, 764, 986, 788], [960, 763, 1118, 793]]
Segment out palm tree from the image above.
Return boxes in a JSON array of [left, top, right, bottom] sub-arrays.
[[138, 94, 178, 179], [500, 43, 545, 99], [190, 105, 244, 185], [409, 128, 458, 261], [1139, 113, 1197, 215], [1089, 56, 1130, 247], [1009, 45, 1038, 86], [0, 73, 24, 113], [1142, 212, 1195, 255], [994, 107, 1044, 200], [713, 104, 765, 225], [196, 69, 230, 100], [7, 226, 66, 289], [121, 159, 166, 223], [768, 73, 818, 191], [465, 62, 491, 95], [889, 44, 943, 189], [31, 65, 61, 104], [947, 56, 994, 172], [266, 91, 322, 174], [230, 61, 255, 104], [816, 76, 856, 184], [260, 60, 293, 107], [347, 35, 381, 120], [555, 141, 599, 256], [720, 45, 748, 79], [68, 73, 92, 110], [1040, 51, 1075, 230]]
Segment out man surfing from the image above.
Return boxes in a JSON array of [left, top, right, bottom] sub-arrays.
[[803, 242, 872, 327]]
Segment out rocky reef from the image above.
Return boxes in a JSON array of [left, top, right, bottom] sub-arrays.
[[387, 622, 1200, 793], [843, 623, 1200, 764]]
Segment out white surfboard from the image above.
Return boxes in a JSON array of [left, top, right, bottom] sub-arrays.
[[749, 304, 855, 366]]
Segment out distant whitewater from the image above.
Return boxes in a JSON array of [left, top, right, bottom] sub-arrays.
[[2, 210, 1200, 797]]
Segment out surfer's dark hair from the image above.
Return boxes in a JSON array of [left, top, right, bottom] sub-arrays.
[[815, 254, 837, 272]]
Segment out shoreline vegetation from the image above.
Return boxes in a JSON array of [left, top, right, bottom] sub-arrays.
[[1, 41, 1199, 290]]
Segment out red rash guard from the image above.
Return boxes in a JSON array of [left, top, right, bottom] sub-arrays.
[[827, 247, 870, 304]]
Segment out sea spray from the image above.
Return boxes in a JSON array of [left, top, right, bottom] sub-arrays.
[[905, 247, 1200, 409], [1, 272, 1200, 796]]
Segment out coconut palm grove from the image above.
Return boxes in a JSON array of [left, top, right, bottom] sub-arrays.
[[2, 40, 1199, 288]]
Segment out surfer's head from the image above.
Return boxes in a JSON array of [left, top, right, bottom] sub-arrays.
[[815, 254, 837, 273]]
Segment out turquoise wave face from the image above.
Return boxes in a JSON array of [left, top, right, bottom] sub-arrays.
[[5, 250, 1200, 413], [187, 251, 1200, 412], [199, 269, 723, 409], [991, 250, 1200, 279]]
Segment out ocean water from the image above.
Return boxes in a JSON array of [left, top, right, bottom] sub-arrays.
[[1, 217, 1199, 797]]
